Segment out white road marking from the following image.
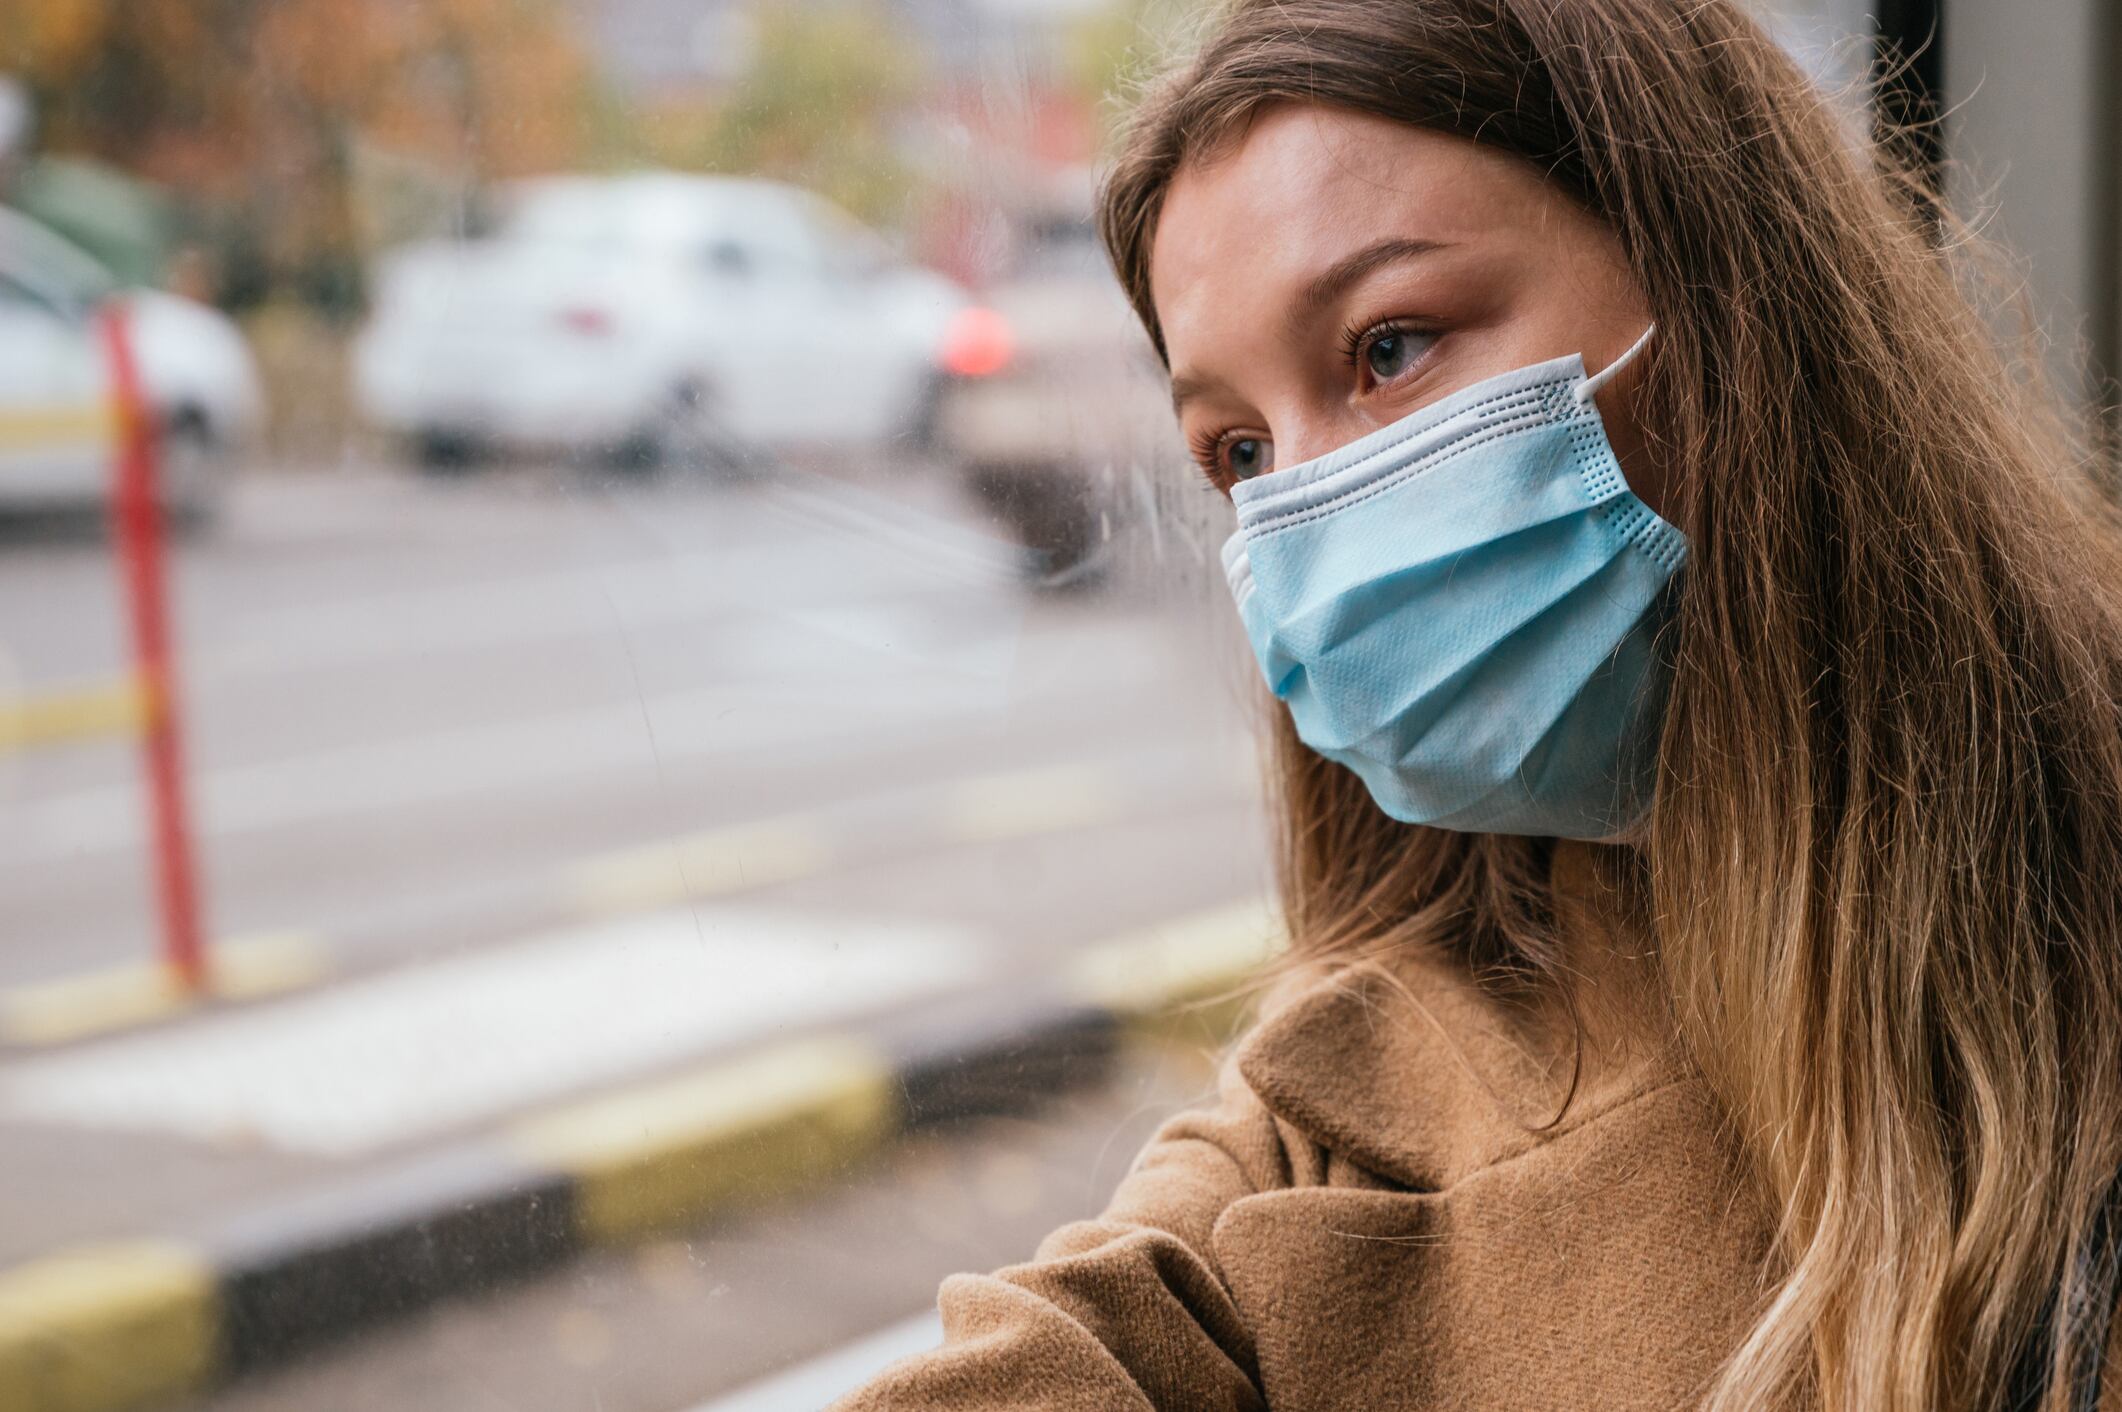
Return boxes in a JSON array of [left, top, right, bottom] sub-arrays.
[[759, 474, 1026, 583], [4, 673, 973, 862], [0, 907, 983, 1156], [565, 736, 1260, 916], [686, 1311, 943, 1412], [200, 476, 1022, 679], [1, 616, 1184, 864], [203, 533, 1018, 678], [939, 761, 1129, 843]]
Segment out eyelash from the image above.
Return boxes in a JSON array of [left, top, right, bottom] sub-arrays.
[[1187, 317, 1440, 488], [1336, 315, 1436, 377], [1187, 427, 1235, 486]]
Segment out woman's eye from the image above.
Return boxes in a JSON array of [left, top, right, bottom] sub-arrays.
[[1362, 329, 1433, 383], [1365, 333, 1412, 380], [1225, 437, 1273, 481], [1341, 320, 1440, 391]]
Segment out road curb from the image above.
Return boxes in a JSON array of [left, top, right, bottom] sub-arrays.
[[2, 746, 1257, 1054], [0, 1242, 215, 1412], [0, 899, 1281, 1412], [0, 933, 331, 1049]]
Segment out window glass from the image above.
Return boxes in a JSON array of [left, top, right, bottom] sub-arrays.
[[0, 5, 2104, 1412], [0, 269, 64, 320], [1743, 0, 1881, 93]]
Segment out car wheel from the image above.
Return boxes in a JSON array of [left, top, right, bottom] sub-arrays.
[[158, 409, 224, 535], [603, 426, 665, 477], [414, 428, 482, 475], [653, 380, 773, 481], [896, 369, 948, 455], [964, 463, 1107, 591]]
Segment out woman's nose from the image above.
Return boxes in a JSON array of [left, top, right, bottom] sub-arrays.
[[1273, 412, 1355, 471]]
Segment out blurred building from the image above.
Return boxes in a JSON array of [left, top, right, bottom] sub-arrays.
[[1675, 1, 2122, 439], [560, 0, 2118, 427], [560, 0, 1111, 98]]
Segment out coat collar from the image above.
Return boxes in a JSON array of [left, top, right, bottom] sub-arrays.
[[1233, 841, 1690, 1191]]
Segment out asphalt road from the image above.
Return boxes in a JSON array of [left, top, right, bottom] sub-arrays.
[[0, 452, 1267, 992], [0, 452, 1270, 1409]]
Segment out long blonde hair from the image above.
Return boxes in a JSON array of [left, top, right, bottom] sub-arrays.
[[1096, 1, 2122, 1407]]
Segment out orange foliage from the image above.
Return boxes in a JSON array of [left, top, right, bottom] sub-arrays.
[[8, 0, 595, 286], [3, 0, 111, 74]]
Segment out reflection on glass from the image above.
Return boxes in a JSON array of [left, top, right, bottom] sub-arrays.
[[0, 1, 2098, 1409], [0, 3, 1252, 1407]]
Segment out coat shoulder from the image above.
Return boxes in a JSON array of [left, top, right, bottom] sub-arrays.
[[830, 1046, 1299, 1412], [832, 954, 1759, 1412]]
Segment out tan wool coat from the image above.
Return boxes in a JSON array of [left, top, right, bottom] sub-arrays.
[[834, 852, 2121, 1411]]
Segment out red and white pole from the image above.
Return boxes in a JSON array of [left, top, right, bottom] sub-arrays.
[[99, 302, 209, 993]]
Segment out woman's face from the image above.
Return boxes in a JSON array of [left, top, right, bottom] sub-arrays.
[[1150, 103, 1666, 515]]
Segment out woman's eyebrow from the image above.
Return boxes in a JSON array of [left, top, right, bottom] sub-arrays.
[[1170, 369, 1220, 416], [1168, 238, 1452, 416], [1288, 237, 1452, 337]]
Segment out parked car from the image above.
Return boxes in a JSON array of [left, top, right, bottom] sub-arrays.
[[352, 172, 969, 472], [930, 209, 1174, 586], [0, 206, 263, 519]]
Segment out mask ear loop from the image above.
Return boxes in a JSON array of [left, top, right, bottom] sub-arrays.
[[1575, 323, 1658, 406]]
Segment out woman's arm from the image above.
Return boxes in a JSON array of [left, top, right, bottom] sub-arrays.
[[829, 1053, 1297, 1411]]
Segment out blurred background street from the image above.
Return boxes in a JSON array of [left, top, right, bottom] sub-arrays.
[[165, 1037, 1222, 1412], [1, 0, 2116, 1406], [0, 443, 1271, 1410], [0, 450, 1257, 998]]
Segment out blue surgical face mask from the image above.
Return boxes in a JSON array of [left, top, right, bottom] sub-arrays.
[[1220, 326, 1686, 839]]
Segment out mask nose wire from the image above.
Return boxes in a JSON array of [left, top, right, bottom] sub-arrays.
[[1575, 323, 1658, 406]]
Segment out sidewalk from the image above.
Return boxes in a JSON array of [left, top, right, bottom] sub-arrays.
[[0, 891, 1278, 1412]]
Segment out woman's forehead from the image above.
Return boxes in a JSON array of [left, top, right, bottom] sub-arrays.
[[1148, 106, 1576, 345]]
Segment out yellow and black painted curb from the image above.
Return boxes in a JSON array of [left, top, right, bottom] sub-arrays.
[[0, 900, 1280, 1412], [0, 933, 331, 1050]]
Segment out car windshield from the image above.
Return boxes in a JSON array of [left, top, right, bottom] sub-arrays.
[[494, 177, 833, 272], [497, 181, 715, 256], [0, 207, 119, 308]]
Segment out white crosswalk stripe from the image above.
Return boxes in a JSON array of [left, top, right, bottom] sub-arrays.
[[0, 907, 982, 1155]]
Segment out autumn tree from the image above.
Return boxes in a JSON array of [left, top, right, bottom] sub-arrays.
[[630, 1, 927, 231], [3, 0, 597, 311]]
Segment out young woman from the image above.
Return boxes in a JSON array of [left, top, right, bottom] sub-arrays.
[[838, 1, 2122, 1407]]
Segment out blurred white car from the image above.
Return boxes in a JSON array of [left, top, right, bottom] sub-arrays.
[[353, 172, 969, 470], [0, 206, 264, 517]]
